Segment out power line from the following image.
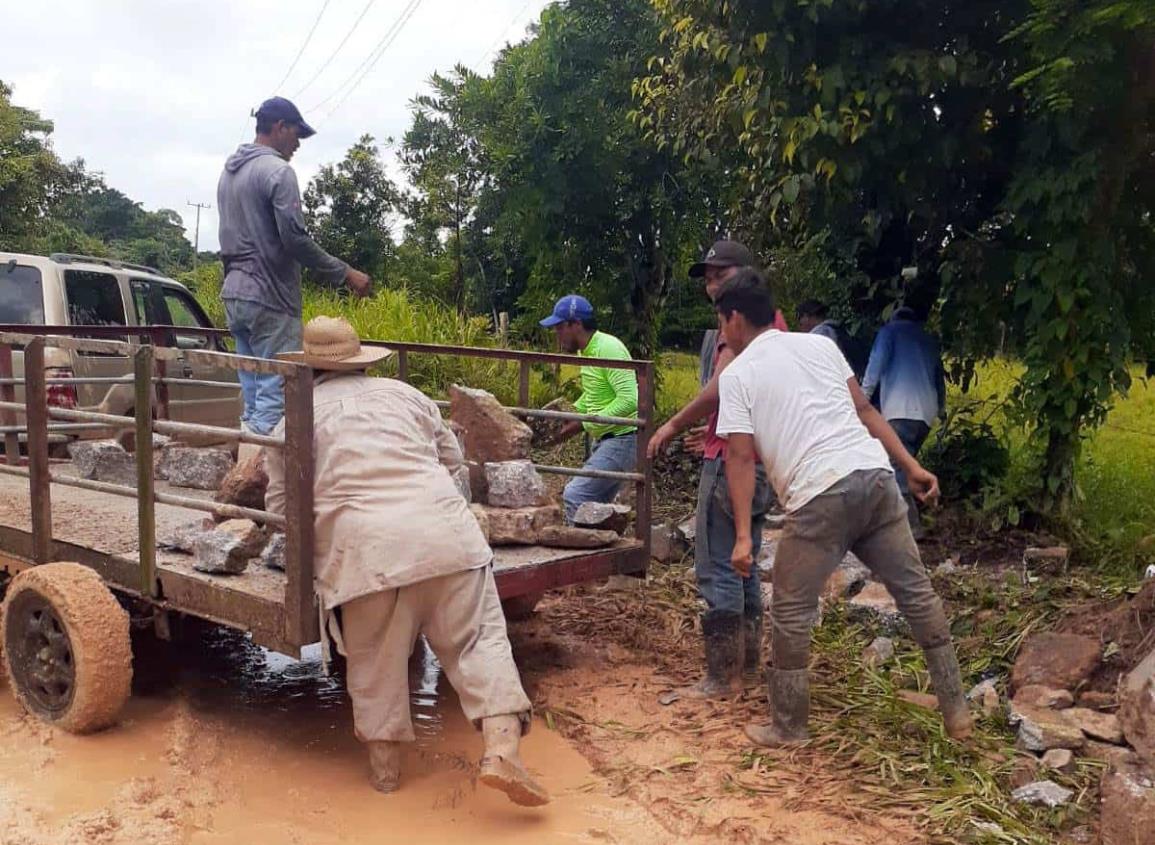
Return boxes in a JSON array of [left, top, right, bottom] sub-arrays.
[[472, 0, 536, 72], [290, 0, 382, 100], [308, 0, 421, 113], [320, 0, 425, 119], [270, 0, 334, 94]]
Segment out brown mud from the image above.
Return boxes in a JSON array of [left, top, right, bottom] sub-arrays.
[[0, 605, 918, 845]]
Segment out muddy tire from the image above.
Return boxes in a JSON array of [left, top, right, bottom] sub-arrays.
[[500, 591, 544, 622], [1, 562, 132, 733]]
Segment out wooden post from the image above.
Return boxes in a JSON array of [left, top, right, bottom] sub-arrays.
[[498, 311, 509, 345], [634, 361, 655, 547], [518, 360, 530, 408], [0, 345, 19, 465], [24, 339, 52, 563], [282, 366, 316, 646], [134, 346, 157, 596], [397, 349, 409, 383]]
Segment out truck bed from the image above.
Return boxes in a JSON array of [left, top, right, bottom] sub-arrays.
[[0, 469, 644, 652]]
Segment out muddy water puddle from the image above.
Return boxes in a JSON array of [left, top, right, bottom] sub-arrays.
[[0, 626, 666, 844]]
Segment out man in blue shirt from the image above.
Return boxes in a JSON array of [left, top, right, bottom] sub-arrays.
[[861, 307, 946, 533]]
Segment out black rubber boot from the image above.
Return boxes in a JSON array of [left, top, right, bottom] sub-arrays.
[[743, 615, 763, 677], [662, 611, 743, 702], [744, 668, 810, 747], [924, 644, 973, 740]]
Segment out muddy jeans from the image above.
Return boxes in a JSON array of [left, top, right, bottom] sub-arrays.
[[338, 566, 532, 743], [771, 468, 951, 670], [695, 457, 771, 619]]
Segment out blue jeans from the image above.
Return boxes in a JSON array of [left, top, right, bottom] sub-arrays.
[[563, 433, 637, 522], [695, 457, 771, 619], [888, 419, 931, 498], [224, 298, 303, 436]]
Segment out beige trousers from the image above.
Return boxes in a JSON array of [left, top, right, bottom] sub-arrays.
[[339, 566, 532, 743]]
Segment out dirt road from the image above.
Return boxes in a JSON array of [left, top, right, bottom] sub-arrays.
[[0, 599, 917, 845]]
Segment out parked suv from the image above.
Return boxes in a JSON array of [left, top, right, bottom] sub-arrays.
[[0, 252, 240, 439]]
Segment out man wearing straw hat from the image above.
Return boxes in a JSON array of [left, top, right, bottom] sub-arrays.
[[265, 316, 549, 806]]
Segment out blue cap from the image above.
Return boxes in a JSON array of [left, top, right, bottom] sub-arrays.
[[539, 294, 595, 327], [254, 96, 316, 138]]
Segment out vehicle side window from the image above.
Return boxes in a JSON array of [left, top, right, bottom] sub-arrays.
[[64, 270, 127, 346], [0, 264, 46, 324], [162, 288, 213, 350]]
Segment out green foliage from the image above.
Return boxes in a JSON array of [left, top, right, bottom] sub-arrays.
[[303, 135, 400, 284], [635, 0, 1155, 515]]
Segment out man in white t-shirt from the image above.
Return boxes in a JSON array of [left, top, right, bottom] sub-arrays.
[[713, 270, 972, 747]]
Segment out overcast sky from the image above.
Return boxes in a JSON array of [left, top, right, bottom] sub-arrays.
[[5, 0, 551, 252]]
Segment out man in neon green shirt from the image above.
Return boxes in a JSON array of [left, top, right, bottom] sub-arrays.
[[540, 295, 638, 522]]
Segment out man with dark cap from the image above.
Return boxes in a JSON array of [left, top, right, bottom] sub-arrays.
[[795, 299, 867, 381], [217, 96, 371, 437], [648, 241, 786, 703]]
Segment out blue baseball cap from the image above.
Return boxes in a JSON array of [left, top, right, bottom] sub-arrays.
[[539, 294, 595, 328], [254, 96, 316, 138]]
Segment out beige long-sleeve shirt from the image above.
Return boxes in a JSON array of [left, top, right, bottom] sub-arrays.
[[266, 372, 492, 612]]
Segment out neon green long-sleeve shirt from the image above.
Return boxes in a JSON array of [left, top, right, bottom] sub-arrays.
[[575, 331, 638, 439]]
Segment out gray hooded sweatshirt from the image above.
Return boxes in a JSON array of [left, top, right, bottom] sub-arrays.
[[217, 144, 346, 317]]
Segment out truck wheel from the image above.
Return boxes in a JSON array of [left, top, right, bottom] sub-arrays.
[[501, 591, 544, 622], [2, 563, 132, 733]]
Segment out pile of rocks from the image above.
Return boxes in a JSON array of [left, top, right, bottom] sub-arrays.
[[160, 516, 284, 575], [997, 631, 1155, 842], [68, 438, 240, 493], [449, 385, 622, 549]]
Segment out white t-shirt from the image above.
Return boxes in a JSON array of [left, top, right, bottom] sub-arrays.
[[716, 330, 891, 513]]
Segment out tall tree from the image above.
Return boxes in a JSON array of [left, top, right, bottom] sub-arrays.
[[303, 135, 401, 284], [635, 0, 1155, 512]]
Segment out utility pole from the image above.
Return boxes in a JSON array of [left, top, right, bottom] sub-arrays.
[[187, 201, 211, 275]]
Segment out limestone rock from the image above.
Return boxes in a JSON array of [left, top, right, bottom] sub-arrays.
[[822, 556, 871, 600], [1100, 759, 1155, 845], [535, 525, 618, 549], [1064, 707, 1124, 745], [1120, 648, 1155, 769], [214, 453, 267, 510], [193, 520, 267, 575], [650, 522, 687, 563], [1022, 546, 1070, 574], [935, 557, 958, 576], [760, 582, 774, 614], [484, 460, 547, 508], [1011, 632, 1101, 692], [1084, 741, 1139, 769], [159, 446, 235, 491], [1041, 748, 1075, 773], [679, 518, 696, 543], [475, 505, 561, 546], [261, 532, 286, 570], [527, 398, 572, 445], [449, 385, 532, 464], [1011, 780, 1072, 808], [158, 517, 214, 553], [862, 637, 895, 669], [573, 502, 631, 535], [68, 439, 137, 487], [1014, 684, 1075, 710], [1012, 703, 1086, 752], [968, 679, 1001, 714], [466, 460, 488, 503], [847, 582, 908, 635], [1076, 690, 1116, 710]]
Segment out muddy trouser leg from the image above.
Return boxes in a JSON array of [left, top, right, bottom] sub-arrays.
[[340, 588, 422, 743], [848, 470, 970, 735], [420, 567, 533, 731]]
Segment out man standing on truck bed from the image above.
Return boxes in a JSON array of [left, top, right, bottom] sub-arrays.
[[266, 315, 549, 806], [217, 96, 371, 436], [539, 295, 639, 522]]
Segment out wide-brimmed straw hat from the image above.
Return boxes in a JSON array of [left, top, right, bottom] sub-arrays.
[[277, 316, 393, 370]]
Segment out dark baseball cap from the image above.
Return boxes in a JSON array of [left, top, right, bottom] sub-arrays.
[[540, 294, 595, 327], [689, 240, 756, 278], [254, 96, 316, 138]]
